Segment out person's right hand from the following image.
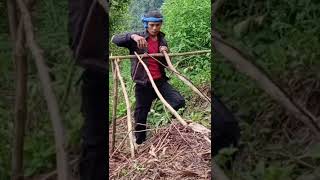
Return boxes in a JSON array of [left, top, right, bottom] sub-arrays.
[[131, 34, 148, 49]]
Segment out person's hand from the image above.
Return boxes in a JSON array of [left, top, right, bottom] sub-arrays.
[[131, 34, 148, 49], [159, 46, 168, 53]]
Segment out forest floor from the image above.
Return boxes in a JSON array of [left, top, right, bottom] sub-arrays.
[[109, 117, 211, 180]]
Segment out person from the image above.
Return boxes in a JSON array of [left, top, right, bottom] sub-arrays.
[[112, 10, 185, 144], [68, 0, 107, 179]]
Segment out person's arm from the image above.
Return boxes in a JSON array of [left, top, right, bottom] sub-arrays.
[[112, 33, 147, 49], [159, 38, 169, 53]]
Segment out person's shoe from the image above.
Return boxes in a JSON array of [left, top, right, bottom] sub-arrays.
[[136, 136, 146, 144], [135, 131, 146, 144]]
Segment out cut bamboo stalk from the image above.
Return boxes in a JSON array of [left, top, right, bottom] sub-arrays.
[[111, 60, 119, 152], [114, 59, 135, 158], [110, 50, 210, 60], [134, 52, 188, 127], [162, 51, 211, 103]]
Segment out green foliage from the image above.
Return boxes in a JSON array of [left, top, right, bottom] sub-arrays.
[[161, 0, 211, 52]]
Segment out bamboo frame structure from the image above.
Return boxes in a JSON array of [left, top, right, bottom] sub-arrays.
[[114, 59, 136, 158]]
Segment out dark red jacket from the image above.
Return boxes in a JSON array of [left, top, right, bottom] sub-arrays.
[[112, 31, 169, 85]]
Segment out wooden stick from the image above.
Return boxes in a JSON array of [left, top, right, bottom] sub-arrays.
[[15, 0, 70, 179], [213, 33, 320, 139], [114, 59, 135, 158], [162, 51, 211, 103], [134, 52, 188, 127], [111, 60, 119, 152], [110, 50, 210, 60], [8, 2, 27, 180]]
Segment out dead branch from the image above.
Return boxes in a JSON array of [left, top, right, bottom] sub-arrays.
[[114, 59, 135, 158], [134, 52, 188, 127], [8, 1, 27, 180], [111, 60, 119, 152], [15, 0, 70, 179], [162, 51, 211, 103], [110, 50, 210, 60], [213, 33, 320, 139]]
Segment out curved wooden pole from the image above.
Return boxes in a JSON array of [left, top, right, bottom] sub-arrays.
[[163, 51, 211, 103], [114, 59, 135, 158]]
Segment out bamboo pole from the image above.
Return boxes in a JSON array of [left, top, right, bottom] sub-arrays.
[[114, 59, 135, 158], [15, 0, 70, 179], [134, 52, 188, 127], [162, 51, 211, 103], [111, 60, 119, 152], [110, 50, 210, 60]]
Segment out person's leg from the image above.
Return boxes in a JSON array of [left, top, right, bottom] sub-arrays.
[[212, 95, 240, 156], [134, 83, 156, 144], [157, 80, 185, 111], [79, 69, 107, 180]]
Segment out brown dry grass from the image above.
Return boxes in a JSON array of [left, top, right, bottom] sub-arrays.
[[109, 118, 211, 180]]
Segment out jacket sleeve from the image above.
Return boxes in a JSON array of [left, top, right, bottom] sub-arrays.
[[111, 32, 135, 48], [160, 37, 170, 53]]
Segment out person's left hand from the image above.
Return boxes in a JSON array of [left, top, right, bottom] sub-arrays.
[[159, 46, 168, 53]]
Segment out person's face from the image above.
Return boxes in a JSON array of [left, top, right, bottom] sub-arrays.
[[147, 22, 162, 37]]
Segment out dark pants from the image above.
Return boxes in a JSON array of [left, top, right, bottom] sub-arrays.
[[79, 69, 107, 180], [213, 95, 240, 156], [134, 79, 185, 143]]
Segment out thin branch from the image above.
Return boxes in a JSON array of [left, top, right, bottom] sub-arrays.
[[8, 1, 27, 180], [111, 60, 119, 152], [109, 50, 210, 60], [114, 59, 135, 158], [15, 0, 70, 179]]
